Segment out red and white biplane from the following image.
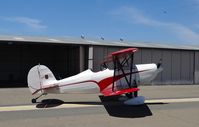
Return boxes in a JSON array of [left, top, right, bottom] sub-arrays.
[[28, 48, 162, 105]]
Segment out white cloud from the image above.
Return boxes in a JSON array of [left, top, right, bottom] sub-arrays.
[[110, 6, 166, 27], [110, 6, 199, 44], [4, 17, 47, 30], [195, 24, 199, 29], [171, 24, 199, 43], [193, 0, 199, 4]]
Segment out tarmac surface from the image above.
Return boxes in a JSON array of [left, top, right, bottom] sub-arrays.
[[0, 85, 199, 127]]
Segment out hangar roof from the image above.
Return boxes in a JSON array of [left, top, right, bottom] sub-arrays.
[[0, 35, 199, 50]]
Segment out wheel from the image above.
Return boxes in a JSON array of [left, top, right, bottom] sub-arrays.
[[134, 91, 138, 97], [31, 99, 37, 103], [125, 92, 133, 98]]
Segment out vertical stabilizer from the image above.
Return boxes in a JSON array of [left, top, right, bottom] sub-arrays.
[[27, 65, 57, 94]]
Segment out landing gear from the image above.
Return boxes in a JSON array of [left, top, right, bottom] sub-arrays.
[[125, 91, 138, 98], [31, 98, 37, 103], [31, 93, 47, 103], [125, 92, 133, 98], [124, 87, 145, 106], [124, 90, 144, 105], [125, 80, 138, 98], [134, 91, 138, 97]]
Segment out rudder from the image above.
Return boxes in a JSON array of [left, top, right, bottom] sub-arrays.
[[27, 65, 57, 94]]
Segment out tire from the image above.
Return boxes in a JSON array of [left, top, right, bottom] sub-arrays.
[[31, 99, 36, 103]]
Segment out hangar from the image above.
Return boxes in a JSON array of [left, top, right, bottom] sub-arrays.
[[0, 35, 199, 87]]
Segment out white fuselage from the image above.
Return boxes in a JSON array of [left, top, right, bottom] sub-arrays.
[[44, 63, 160, 94], [57, 69, 113, 94]]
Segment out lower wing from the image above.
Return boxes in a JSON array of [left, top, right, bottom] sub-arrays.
[[101, 87, 139, 96]]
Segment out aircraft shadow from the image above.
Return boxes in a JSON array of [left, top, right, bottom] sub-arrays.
[[36, 99, 64, 108], [99, 95, 153, 118], [36, 97, 166, 118], [36, 99, 101, 108]]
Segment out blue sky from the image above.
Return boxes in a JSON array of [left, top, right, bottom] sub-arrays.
[[0, 0, 199, 44]]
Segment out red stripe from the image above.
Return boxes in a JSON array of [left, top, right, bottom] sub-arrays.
[[102, 87, 139, 96], [98, 69, 148, 91], [32, 80, 98, 95]]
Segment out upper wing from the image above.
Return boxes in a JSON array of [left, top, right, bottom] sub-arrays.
[[111, 48, 138, 56], [101, 87, 139, 96], [102, 48, 138, 64]]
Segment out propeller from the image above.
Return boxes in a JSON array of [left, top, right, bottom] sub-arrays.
[[157, 58, 162, 69]]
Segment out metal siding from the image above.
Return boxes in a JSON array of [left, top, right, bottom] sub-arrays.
[[180, 51, 191, 84], [93, 46, 105, 71], [88, 46, 93, 69], [107, 47, 122, 55], [171, 50, 181, 84], [103, 47, 108, 58], [134, 49, 142, 64], [189, 51, 194, 84], [88, 46, 93, 59], [151, 49, 162, 84], [162, 50, 172, 84], [107, 47, 122, 69], [79, 46, 85, 72], [141, 49, 152, 64], [2, 35, 199, 50], [195, 51, 199, 70], [194, 51, 199, 84]]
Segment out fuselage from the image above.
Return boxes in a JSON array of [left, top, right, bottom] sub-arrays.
[[44, 63, 160, 94]]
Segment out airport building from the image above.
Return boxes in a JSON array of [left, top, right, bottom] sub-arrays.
[[0, 35, 199, 87]]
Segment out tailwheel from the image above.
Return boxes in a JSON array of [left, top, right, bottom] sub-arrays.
[[31, 98, 37, 103], [31, 93, 47, 103]]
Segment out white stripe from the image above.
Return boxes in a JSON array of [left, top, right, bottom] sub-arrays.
[[0, 97, 199, 112], [0, 104, 98, 112], [145, 98, 199, 103]]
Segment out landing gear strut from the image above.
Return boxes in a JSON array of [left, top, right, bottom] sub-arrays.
[[31, 98, 37, 103], [125, 92, 133, 98], [31, 93, 47, 103], [125, 91, 138, 99], [125, 80, 138, 99]]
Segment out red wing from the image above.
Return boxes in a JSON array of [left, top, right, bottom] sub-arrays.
[[101, 87, 139, 96], [102, 48, 138, 63], [111, 48, 138, 56]]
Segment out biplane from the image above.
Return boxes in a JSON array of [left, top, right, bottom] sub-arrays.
[[27, 48, 162, 105]]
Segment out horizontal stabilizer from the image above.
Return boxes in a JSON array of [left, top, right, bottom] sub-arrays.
[[31, 84, 58, 95]]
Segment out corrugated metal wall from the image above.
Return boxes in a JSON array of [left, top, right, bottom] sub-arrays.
[[93, 46, 122, 71], [0, 42, 197, 87], [93, 46, 195, 85], [194, 51, 199, 84]]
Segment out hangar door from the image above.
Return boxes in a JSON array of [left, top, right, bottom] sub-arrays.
[[0, 42, 80, 87]]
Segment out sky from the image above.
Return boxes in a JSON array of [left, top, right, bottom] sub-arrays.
[[0, 0, 199, 44]]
